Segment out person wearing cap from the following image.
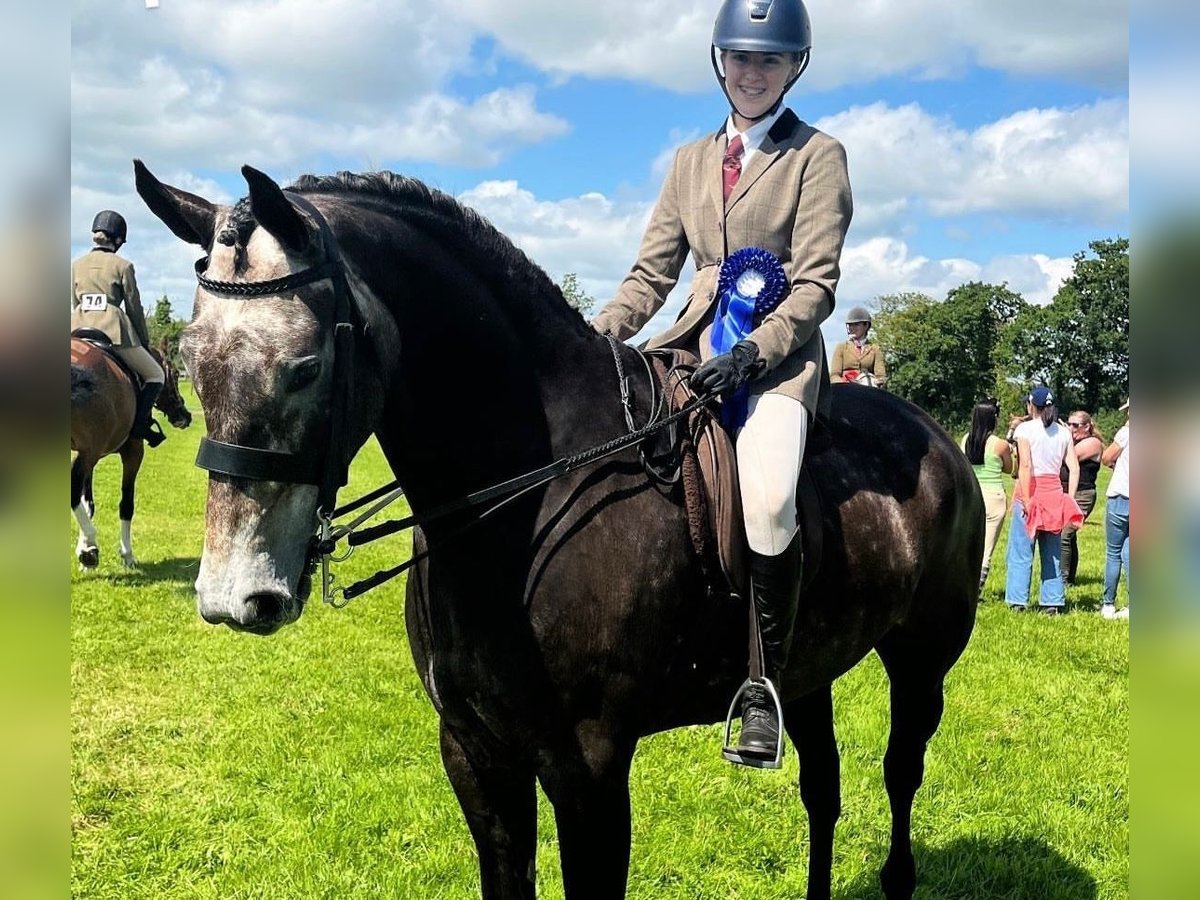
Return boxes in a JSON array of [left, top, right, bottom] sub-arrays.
[[829, 305, 887, 385], [71, 210, 166, 446], [591, 0, 852, 763], [1100, 399, 1131, 619], [1003, 386, 1085, 613]]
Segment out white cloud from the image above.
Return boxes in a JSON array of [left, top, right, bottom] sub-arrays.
[[839, 237, 1071, 308], [457, 0, 1127, 91], [819, 99, 1128, 234], [71, 1, 567, 197]]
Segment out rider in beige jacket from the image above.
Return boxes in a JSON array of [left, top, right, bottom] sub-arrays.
[[71, 210, 166, 445], [592, 0, 852, 763]]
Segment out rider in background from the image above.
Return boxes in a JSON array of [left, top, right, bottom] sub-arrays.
[[829, 306, 887, 385], [592, 0, 852, 763], [71, 210, 166, 446]]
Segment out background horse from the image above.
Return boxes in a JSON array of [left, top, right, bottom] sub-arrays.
[[136, 161, 981, 900], [70, 337, 192, 568]]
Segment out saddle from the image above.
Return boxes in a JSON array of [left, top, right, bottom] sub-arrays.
[[646, 350, 823, 603], [71, 328, 143, 390]]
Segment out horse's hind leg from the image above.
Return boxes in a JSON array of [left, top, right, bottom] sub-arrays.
[[875, 624, 963, 900], [783, 684, 841, 900], [440, 723, 537, 900], [84, 470, 95, 518], [71, 455, 100, 569], [117, 440, 144, 567]]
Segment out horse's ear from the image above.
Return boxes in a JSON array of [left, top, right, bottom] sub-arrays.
[[242, 164, 316, 255], [133, 159, 217, 248]]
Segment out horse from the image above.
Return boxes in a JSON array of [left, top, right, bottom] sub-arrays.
[[135, 160, 982, 900], [70, 336, 192, 568]]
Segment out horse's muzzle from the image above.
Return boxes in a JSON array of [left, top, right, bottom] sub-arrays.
[[200, 590, 299, 635]]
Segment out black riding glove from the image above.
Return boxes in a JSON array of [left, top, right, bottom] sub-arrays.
[[690, 340, 764, 397]]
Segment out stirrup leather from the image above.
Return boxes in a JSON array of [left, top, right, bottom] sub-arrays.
[[721, 676, 784, 770]]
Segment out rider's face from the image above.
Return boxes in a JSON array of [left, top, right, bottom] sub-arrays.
[[846, 322, 868, 339], [722, 51, 798, 125]]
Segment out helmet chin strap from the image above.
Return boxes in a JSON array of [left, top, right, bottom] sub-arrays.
[[711, 48, 811, 125]]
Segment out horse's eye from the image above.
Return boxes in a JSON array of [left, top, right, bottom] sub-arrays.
[[284, 356, 321, 392]]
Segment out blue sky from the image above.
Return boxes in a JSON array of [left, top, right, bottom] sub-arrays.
[[70, 0, 1129, 351]]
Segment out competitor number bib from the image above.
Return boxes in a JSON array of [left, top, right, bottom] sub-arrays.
[[80, 293, 108, 311]]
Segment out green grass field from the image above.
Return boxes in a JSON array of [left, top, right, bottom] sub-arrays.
[[71, 386, 1128, 899]]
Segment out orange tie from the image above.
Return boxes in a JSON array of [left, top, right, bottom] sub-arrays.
[[723, 134, 744, 203]]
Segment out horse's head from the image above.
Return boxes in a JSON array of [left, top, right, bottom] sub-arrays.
[[135, 161, 392, 635], [150, 346, 193, 429]]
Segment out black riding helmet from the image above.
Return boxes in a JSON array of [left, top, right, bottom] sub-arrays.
[[92, 210, 128, 243], [711, 0, 812, 123]]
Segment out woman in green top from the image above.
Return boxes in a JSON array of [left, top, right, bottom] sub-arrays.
[[962, 398, 1013, 591]]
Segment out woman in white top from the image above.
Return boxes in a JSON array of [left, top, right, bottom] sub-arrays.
[[1004, 386, 1085, 612]]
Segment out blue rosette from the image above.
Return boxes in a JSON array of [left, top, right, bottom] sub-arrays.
[[709, 248, 788, 429], [714, 247, 788, 324]]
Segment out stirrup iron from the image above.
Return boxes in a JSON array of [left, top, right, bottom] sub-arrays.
[[721, 676, 785, 770]]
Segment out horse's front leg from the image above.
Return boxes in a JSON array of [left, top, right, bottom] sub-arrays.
[[117, 440, 144, 567], [440, 722, 538, 900], [540, 726, 635, 899], [784, 684, 841, 900]]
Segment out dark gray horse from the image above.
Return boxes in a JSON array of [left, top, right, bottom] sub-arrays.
[[136, 160, 981, 900]]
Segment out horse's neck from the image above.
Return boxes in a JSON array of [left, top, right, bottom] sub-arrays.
[[364, 236, 622, 513]]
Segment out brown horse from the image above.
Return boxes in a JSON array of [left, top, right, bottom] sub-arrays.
[[70, 336, 192, 568], [136, 161, 981, 900]]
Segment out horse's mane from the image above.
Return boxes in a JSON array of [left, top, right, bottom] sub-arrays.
[[282, 171, 594, 337]]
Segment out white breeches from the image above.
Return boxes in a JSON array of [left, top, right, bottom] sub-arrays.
[[115, 344, 164, 384], [735, 392, 809, 557]]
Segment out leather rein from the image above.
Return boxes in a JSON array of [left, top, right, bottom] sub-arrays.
[[191, 194, 711, 607]]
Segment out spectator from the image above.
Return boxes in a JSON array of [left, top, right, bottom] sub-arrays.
[[1004, 387, 1085, 613], [1100, 399, 1131, 619], [1059, 411, 1105, 586], [961, 398, 1013, 592]]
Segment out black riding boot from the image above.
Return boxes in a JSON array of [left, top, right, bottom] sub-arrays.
[[131, 382, 166, 447], [737, 532, 803, 758]]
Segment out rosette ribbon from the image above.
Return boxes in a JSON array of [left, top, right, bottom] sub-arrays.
[[709, 247, 788, 428]]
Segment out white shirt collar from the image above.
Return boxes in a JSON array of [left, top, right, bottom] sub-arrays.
[[725, 105, 787, 163]]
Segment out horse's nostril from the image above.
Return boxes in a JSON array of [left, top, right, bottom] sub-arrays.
[[245, 592, 285, 622]]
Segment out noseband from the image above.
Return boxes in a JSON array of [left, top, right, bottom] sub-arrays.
[[192, 193, 358, 518]]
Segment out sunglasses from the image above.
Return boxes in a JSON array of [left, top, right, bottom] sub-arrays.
[[1068, 422, 1089, 428]]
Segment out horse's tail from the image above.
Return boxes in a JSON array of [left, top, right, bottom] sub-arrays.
[[71, 363, 95, 405]]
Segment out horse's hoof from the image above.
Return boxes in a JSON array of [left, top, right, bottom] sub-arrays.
[[78, 548, 100, 569], [121, 554, 139, 569]]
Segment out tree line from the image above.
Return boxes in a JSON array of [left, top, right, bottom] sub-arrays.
[[871, 237, 1128, 436]]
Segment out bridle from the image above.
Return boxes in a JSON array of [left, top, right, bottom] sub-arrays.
[[193, 192, 358, 518], [190, 192, 713, 607]]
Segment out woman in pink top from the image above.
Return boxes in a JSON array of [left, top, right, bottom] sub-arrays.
[[1004, 386, 1085, 613]]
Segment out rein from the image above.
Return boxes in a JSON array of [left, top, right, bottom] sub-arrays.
[[312, 336, 708, 606], [190, 194, 712, 608]]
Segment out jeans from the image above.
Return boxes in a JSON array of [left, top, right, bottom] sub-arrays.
[[1103, 495, 1130, 607], [1004, 499, 1065, 608]]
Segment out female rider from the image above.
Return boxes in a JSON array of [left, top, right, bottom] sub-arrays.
[[592, 0, 852, 763]]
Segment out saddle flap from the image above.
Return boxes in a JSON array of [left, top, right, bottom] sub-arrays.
[[649, 349, 750, 601]]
